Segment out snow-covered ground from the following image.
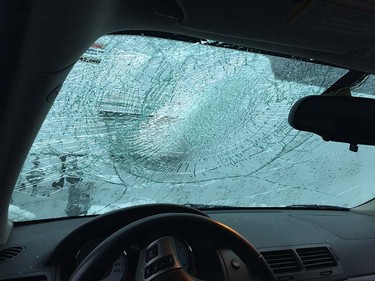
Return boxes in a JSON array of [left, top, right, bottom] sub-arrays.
[[8, 205, 36, 221], [10, 35, 375, 221]]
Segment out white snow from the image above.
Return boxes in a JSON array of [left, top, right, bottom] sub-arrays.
[[87, 198, 156, 215], [8, 205, 36, 221]]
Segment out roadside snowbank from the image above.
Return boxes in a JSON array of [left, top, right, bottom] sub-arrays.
[[87, 198, 155, 215], [9, 205, 36, 221]]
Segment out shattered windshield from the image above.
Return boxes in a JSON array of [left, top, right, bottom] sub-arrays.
[[10, 34, 375, 221]]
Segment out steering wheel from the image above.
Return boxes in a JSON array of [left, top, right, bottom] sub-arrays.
[[69, 212, 276, 281]]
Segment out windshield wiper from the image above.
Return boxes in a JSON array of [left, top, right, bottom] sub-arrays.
[[286, 204, 349, 211], [184, 203, 243, 210], [186, 204, 349, 211]]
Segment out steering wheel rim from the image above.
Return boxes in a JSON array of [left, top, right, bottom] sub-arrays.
[[69, 212, 276, 281]]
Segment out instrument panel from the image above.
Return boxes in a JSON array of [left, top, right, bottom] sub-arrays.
[[75, 238, 127, 280]]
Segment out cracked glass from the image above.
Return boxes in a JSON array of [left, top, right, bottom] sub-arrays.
[[10, 35, 375, 221]]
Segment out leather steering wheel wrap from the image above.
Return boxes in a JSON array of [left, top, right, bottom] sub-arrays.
[[69, 212, 276, 281]]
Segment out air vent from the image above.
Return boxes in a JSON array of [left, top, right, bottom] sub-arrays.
[[262, 250, 301, 274], [0, 246, 25, 262], [296, 247, 337, 270]]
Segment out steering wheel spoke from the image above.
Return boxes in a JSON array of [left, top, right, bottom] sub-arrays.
[[69, 212, 276, 281], [136, 236, 185, 280]]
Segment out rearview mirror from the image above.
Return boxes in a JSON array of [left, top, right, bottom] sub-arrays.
[[288, 96, 375, 152]]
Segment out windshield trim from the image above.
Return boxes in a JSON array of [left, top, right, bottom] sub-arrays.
[[114, 30, 351, 70]]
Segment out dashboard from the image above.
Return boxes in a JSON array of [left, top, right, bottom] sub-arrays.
[[1, 205, 375, 281]]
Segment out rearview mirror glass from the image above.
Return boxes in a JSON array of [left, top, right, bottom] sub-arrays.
[[288, 96, 375, 152]]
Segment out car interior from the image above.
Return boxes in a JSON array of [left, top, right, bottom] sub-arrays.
[[1, 1, 375, 281]]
